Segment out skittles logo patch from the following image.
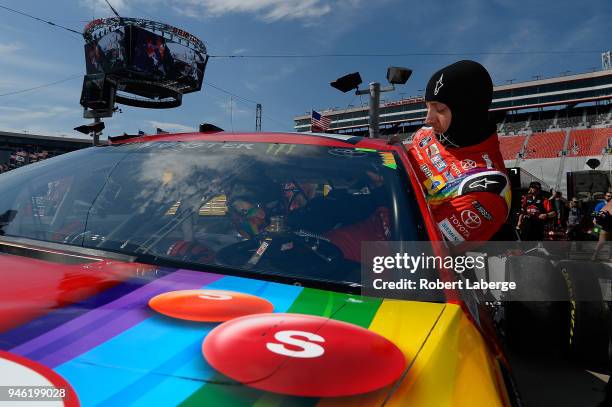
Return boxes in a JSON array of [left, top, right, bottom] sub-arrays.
[[423, 175, 446, 194]]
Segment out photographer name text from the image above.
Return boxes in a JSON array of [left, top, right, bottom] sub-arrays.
[[372, 278, 516, 292]]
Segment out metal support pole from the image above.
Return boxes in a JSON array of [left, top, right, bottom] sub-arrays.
[[356, 83, 395, 139], [369, 82, 380, 138], [92, 117, 101, 146], [256, 103, 262, 132]]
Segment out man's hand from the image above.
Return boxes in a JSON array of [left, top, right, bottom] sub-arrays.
[[538, 214, 548, 220]]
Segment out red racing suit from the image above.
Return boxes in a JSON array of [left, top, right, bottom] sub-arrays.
[[406, 127, 511, 244]]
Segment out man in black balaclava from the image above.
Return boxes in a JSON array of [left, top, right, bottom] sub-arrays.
[[407, 60, 511, 245], [424, 60, 496, 147]]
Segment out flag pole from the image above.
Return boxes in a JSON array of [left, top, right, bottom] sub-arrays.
[[310, 109, 313, 132]]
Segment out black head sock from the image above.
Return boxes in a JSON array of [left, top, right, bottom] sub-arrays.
[[425, 60, 495, 147]]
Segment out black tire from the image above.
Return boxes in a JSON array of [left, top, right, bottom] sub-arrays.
[[504, 255, 569, 354], [557, 260, 610, 368]]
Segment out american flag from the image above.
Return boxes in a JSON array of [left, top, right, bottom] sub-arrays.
[[311, 110, 331, 132]]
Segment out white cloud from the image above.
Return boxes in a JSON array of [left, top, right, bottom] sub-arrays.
[[218, 99, 251, 116], [0, 23, 29, 35], [74, 0, 367, 38], [146, 120, 196, 132], [173, 0, 333, 22], [79, 0, 337, 22], [0, 42, 76, 75], [79, 0, 130, 14], [0, 105, 85, 137], [0, 106, 73, 122], [0, 42, 21, 55], [243, 82, 259, 92], [79, 0, 360, 40]]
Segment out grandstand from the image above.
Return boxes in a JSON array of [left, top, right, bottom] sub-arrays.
[[498, 128, 612, 193], [523, 131, 565, 159], [0, 131, 90, 173], [567, 128, 611, 156], [499, 135, 526, 161], [294, 61, 612, 194]]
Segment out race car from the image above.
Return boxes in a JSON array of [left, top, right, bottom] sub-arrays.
[[0, 130, 525, 406]]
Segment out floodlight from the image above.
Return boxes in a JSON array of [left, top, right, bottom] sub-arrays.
[[386, 67, 412, 85], [330, 72, 362, 93], [199, 123, 224, 132], [74, 121, 105, 135]]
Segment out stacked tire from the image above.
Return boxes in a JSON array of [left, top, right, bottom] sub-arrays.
[[504, 256, 610, 369], [504, 256, 569, 354], [558, 260, 610, 368]]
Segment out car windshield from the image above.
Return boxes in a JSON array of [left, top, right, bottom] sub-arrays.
[[0, 140, 426, 286]]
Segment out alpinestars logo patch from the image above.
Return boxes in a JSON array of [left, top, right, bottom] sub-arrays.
[[434, 73, 444, 95]]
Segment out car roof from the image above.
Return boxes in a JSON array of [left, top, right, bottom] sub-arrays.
[[108, 131, 401, 151]]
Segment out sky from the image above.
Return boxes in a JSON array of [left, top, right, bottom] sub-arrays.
[[0, 0, 611, 139]]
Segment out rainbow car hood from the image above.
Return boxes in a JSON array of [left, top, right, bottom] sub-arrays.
[[0, 248, 507, 406]]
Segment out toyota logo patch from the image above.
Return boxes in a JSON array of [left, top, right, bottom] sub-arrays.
[[460, 159, 476, 170], [460, 210, 482, 229]]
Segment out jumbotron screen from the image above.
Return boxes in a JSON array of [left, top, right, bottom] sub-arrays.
[[84, 27, 128, 75], [84, 25, 205, 93], [128, 25, 205, 91]]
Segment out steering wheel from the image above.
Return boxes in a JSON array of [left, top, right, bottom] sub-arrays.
[[215, 230, 356, 280]]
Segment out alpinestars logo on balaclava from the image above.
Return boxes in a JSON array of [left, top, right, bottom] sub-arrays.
[[434, 73, 444, 95]]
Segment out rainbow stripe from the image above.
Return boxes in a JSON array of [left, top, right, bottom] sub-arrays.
[[425, 168, 490, 205], [2, 268, 451, 406]]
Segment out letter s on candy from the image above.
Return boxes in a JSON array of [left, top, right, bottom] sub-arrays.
[[266, 330, 325, 358], [198, 292, 232, 300]]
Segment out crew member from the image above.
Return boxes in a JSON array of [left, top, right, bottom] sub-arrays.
[[566, 197, 583, 241], [592, 191, 612, 261], [593, 192, 612, 220], [516, 182, 555, 241], [549, 190, 567, 230], [407, 60, 511, 245]]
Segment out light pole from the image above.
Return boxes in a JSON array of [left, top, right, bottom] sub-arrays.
[[355, 82, 396, 138], [331, 67, 411, 138]]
